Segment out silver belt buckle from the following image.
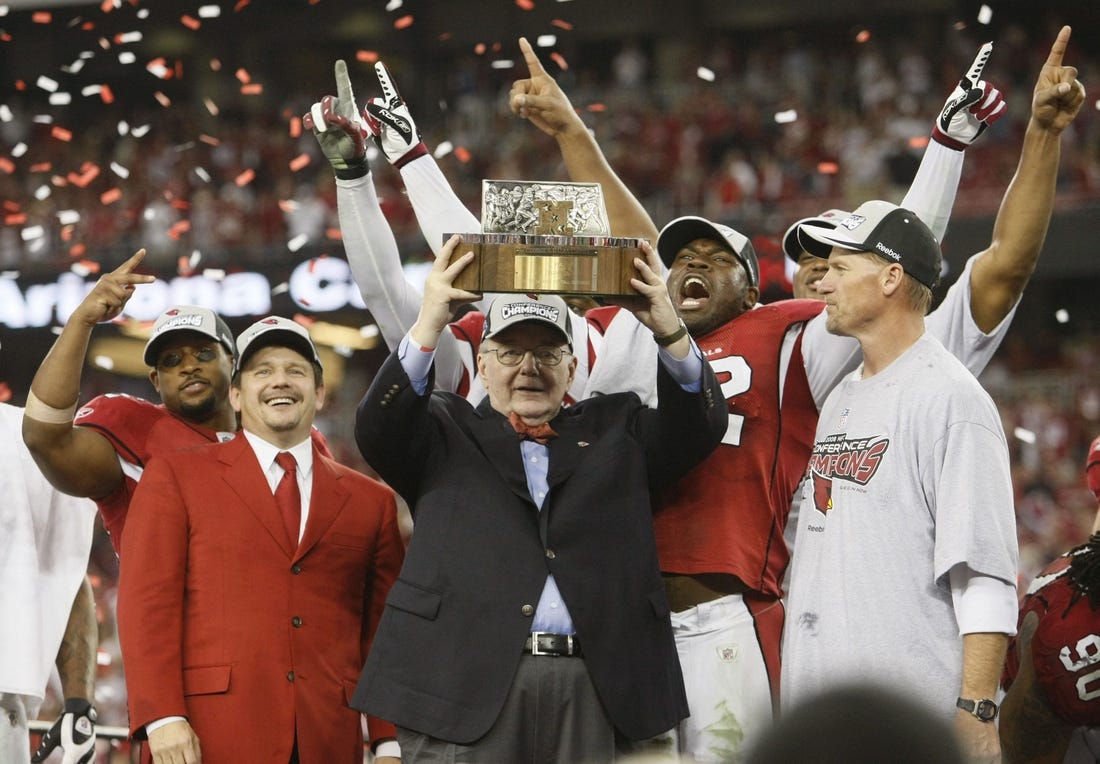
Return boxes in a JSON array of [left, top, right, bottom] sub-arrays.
[[530, 631, 550, 656]]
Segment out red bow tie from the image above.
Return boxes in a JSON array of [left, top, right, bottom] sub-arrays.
[[508, 412, 558, 445]]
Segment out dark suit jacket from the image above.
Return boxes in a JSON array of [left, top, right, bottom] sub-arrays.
[[118, 434, 404, 764], [352, 349, 725, 743]]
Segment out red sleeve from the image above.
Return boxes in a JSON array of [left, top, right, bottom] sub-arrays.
[[75, 394, 162, 468]]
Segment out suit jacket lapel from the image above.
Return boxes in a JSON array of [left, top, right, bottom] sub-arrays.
[[297, 447, 349, 558], [470, 402, 534, 506], [217, 436, 297, 557]]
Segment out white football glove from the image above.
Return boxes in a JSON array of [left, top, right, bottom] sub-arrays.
[[363, 61, 428, 169], [303, 59, 369, 178], [932, 43, 1007, 150], [32, 698, 97, 764]]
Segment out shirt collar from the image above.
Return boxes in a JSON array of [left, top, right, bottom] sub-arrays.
[[241, 429, 314, 477]]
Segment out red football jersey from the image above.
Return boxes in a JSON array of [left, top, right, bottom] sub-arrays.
[[75, 394, 232, 554], [1003, 552, 1100, 726], [590, 300, 823, 598]]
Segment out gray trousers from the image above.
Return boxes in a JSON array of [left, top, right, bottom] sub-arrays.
[[396, 654, 659, 763]]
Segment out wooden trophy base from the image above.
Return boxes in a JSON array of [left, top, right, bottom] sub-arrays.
[[445, 233, 647, 296]]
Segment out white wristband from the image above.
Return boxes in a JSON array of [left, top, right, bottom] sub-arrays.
[[24, 390, 79, 424]]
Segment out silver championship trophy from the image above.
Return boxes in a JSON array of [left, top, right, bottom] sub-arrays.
[[446, 180, 648, 296]]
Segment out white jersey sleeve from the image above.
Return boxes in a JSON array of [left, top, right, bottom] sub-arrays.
[[900, 139, 964, 242], [337, 172, 424, 351], [399, 154, 481, 255], [924, 253, 1015, 377]]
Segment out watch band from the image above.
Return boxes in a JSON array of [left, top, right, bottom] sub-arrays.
[[654, 319, 689, 347], [956, 696, 998, 722]]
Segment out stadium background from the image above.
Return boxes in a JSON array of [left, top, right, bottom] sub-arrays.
[[1, 0, 1096, 758]]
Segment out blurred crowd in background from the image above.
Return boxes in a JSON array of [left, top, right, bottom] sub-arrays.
[[0, 1, 1096, 751]]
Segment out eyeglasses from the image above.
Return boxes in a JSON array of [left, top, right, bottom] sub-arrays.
[[481, 346, 572, 367], [157, 347, 218, 368]]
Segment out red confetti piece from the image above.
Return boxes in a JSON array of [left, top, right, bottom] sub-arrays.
[[438, 32, 453, 41], [908, 135, 929, 150], [168, 220, 191, 240], [14, 80, 25, 91], [817, 161, 839, 175], [170, 199, 190, 210], [181, 15, 200, 30], [550, 52, 568, 70], [100, 188, 122, 205], [30, 162, 52, 172], [155, 91, 171, 107], [81, 22, 94, 31], [1, 33, 11, 42], [234, 0, 251, 10], [70, 164, 101, 188], [76, 259, 100, 274], [0, 158, 13, 175], [210, 58, 222, 71], [60, 226, 74, 241], [289, 153, 311, 172], [235, 68, 251, 84], [177, 255, 195, 276], [235, 169, 255, 187], [551, 19, 573, 30], [241, 83, 263, 95], [394, 15, 414, 29], [586, 103, 606, 112], [454, 146, 471, 163], [69, 243, 86, 257], [325, 227, 343, 241], [100, 84, 115, 103], [199, 135, 220, 146], [515, 0, 534, 9], [278, 200, 295, 213], [100, 0, 113, 12], [32, 11, 52, 23], [292, 313, 316, 327], [475, 43, 486, 55], [356, 50, 379, 63], [2, 201, 19, 212], [5, 213, 27, 225], [855, 29, 871, 43], [51, 126, 73, 142], [0, 382, 11, 403], [289, 116, 302, 138]]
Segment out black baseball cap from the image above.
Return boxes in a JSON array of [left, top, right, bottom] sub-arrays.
[[656, 216, 759, 287], [799, 201, 942, 289]]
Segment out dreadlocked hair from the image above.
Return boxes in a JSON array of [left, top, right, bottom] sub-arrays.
[[1066, 532, 1100, 611]]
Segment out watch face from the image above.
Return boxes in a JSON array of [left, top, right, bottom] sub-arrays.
[[975, 699, 998, 721]]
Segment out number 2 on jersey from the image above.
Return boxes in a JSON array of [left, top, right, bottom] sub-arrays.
[[708, 355, 752, 446]]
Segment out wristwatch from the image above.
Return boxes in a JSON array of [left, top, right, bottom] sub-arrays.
[[956, 696, 998, 722]]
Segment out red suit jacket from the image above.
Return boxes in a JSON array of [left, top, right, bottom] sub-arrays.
[[118, 434, 403, 763]]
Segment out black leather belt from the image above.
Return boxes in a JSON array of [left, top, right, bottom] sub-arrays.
[[524, 632, 582, 657]]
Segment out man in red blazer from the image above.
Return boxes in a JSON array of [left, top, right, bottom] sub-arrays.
[[118, 316, 404, 764]]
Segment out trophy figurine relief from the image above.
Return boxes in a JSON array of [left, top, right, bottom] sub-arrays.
[[446, 180, 647, 296]]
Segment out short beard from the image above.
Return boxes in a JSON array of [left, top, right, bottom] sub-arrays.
[[178, 393, 217, 423]]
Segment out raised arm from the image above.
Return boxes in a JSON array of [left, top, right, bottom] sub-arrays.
[[22, 250, 155, 499], [902, 42, 1007, 241], [966, 25, 1084, 332], [510, 37, 659, 242]]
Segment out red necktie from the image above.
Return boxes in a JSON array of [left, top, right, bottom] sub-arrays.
[[508, 412, 558, 445], [274, 452, 301, 549]]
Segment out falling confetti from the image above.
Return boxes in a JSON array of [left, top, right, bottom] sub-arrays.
[[774, 110, 797, 124], [235, 169, 256, 186], [977, 5, 992, 24], [551, 19, 573, 30], [289, 153, 311, 172], [515, 0, 534, 9], [394, 14, 413, 29], [550, 52, 568, 70]]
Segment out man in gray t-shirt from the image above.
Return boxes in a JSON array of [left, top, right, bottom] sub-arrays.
[[781, 197, 1020, 762]]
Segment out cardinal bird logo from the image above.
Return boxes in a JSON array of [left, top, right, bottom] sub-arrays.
[[811, 469, 833, 515]]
